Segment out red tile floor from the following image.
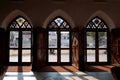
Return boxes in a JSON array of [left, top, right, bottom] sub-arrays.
[[5, 65, 113, 72]]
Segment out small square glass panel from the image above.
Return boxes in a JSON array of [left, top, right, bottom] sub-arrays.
[[87, 32, 95, 48], [48, 49, 57, 62], [87, 50, 95, 62], [9, 49, 18, 62], [22, 50, 31, 62], [99, 32, 107, 48], [22, 31, 31, 48], [99, 50, 107, 62], [48, 31, 57, 48], [9, 31, 19, 48], [61, 50, 70, 62], [60, 31, 69, 48]]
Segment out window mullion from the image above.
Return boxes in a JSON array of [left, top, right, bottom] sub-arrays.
[[96, 30, 99, 63]]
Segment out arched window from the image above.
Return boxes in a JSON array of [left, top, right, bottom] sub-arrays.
[[85, 17, 110, 64], [47, 17, 71, 64], [8, 16, 32, 65]]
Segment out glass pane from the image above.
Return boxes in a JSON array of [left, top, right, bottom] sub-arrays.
[[9, 31, 18, 48], [16, 17, 25, 26], [10, 22, 19, 28], [99, 50, 107, 62], [48, 31, 57, 48], [87, 32, 95, 48], [22, 31, 31, 48], [99, 32, 107, 48], [54, 17, 63, 26], [61, 50, 70, 62], [87, 50, 95, 62], [48, 17, 70, 29], [49, 21, 58, 28], [86, 17, 107, 29], [21, 22, 31, 28], [48, 49, 57, 62], [22, 50, 31, 62], [61, 32, 69, 48], [92, 17, 101, 27], [9, 50, 18, 62]]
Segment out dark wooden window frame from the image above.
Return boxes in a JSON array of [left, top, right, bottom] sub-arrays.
[[47, 17, 72, 65], [7, 16, 33, 65], [84, 17, 111, 65]]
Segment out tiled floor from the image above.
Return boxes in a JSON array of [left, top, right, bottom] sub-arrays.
[[0, 71, 113, 80]]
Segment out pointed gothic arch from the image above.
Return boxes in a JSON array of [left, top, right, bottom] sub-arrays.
[[1, 9, 33, 30], [43, 9, 75, 29], [85, 10, 115, 30]]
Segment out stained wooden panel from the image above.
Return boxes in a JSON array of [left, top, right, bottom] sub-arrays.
[[32, 27, 47, 71], [0, 28, 6, 65], [111, 28, 120, 65]]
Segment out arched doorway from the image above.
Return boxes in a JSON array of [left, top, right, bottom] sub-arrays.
[[85, 16, 110, 64], [8, 16, 32, 65], [47, 17, 71, 65]]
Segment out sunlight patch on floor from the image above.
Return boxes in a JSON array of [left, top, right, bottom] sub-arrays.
[[2, 72, 113, 80]]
